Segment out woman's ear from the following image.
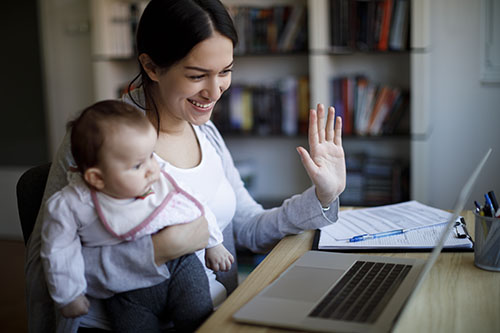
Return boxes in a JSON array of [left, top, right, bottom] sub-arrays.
[[84, 167, 105, 190], [139, 53, 160, 82]]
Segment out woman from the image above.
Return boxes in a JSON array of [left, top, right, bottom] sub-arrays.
[[25, 0, 346, 331]]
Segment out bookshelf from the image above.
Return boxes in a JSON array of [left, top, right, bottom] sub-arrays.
[[308, 0, 428, 206], [216, 0, 310, 137], [208, 0, 313, 203], [88, 0, 429, 206]]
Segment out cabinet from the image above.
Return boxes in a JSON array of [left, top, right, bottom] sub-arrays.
[[88, 0, 429, 206]]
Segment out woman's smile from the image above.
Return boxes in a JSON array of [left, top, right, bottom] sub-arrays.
[[187, 98, 215, 111]]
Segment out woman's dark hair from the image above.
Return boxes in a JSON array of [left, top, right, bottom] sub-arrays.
[[128, 0, 238, 130]]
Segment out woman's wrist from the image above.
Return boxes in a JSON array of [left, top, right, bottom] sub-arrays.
[[316, 189, 336, 209], [151, 229, 190, 266], [151, 232, 175, 266]]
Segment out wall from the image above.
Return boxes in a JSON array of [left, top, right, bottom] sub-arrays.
[[0, 0, 94, 239], [423, 0, 500, 210], [39, 0, 94, 156], [0, 1, 49, 239], [1, 1, 47, 166]]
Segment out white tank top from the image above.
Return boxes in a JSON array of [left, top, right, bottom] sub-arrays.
[[156, 125, 236, 231], [155, 125, 237, 307]]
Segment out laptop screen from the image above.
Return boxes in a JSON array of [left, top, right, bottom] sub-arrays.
[[410, 148, 491, 297]]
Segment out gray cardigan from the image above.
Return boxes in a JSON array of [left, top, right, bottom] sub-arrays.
[[25, 118, 339, 332]]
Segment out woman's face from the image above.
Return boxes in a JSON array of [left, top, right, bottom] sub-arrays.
[[153, 32, 234, 127]]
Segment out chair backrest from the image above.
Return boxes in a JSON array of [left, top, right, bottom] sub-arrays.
[[16, 163, 51, 245]]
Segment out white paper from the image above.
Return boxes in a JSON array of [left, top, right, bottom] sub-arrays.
[[318, 201, 473, 250]]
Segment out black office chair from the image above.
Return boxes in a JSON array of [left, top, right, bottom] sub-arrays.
[[16, 163, 114, 333], [16, 163, 51, 245]]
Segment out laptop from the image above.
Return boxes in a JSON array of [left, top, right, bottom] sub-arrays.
[[233, 148, 492, 333]]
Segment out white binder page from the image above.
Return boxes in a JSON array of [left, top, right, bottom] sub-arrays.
[[320, 201, 456, 241], [318, 221, 472, 249]]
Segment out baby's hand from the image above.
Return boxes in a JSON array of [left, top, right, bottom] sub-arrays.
[[60, 294, 90, 318], [205, 244, 234, 272]]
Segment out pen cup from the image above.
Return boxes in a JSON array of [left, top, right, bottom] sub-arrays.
[[474, 212, 500, 271]]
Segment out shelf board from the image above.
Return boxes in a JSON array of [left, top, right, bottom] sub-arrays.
[[234, 51, 309, 57], [220, 133, 307, 139], [219, 133, 411, 140], [342, 134, 411, 140], [91, 55, 136, 62], [309, 49, 411, 56]]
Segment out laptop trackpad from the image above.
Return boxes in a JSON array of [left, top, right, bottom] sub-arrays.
[[262, 266, 344, 302]]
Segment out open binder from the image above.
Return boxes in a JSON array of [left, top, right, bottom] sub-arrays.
[[313, 201, 473, 252]]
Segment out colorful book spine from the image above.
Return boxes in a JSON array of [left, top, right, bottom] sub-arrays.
[[378, 0, 394, 51]]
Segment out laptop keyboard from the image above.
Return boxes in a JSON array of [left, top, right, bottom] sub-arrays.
[[308, 261, 412, 323]]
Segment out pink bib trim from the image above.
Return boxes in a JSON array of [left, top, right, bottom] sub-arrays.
[[91, 170, 205, 240]]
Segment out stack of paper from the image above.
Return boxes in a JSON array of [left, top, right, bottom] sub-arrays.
[[317, 201, 473, 251]]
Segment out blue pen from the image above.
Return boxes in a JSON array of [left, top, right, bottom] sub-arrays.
[[484, 194, 495, 217], [349, 229, 405, 242], [474, 200, 482, 213], [488, 191, 499, 212]]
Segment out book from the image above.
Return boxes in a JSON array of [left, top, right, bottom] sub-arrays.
[[297, 76, 310, 134], [389, 0, 410, 50], [343, 77, 355, 135], [278, 4, 306, 52], [367, 86, 392, 132], [377, 0, 394, 51], [353, 76, 369, 133], [339, 154, 407, 207], [229, 4, 307, 55], [329, 0, 410, 52], [229, 86, 244, 131], [340, 154, 366, 205], [314, 201, 473, 251], [330, 74, 409, 136], [329, 0, 354, 52], [331, 77, 344, 122], [211, 76, 310, 136], [368, 86, 401, 135], [279, 77, 299, 136], [241, 89, 253, 132], [381, 92, 409, 134], [356, 83, 378, 135]]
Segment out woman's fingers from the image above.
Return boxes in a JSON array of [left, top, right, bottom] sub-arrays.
[[316, 104, 326, 143], [296, 146, 317, 177], [325, 106, 335, 142], [334, 115, 342, 146], [308, 108, 318, 146], [312, 104, 338, 144]]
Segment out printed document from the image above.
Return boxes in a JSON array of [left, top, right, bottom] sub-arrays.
[[318, 201, 473, 250]]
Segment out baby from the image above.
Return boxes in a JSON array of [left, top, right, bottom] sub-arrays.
[[40, 100, 233, 330]]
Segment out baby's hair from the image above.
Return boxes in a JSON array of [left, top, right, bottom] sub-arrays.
[[68, 100, 152, 174]]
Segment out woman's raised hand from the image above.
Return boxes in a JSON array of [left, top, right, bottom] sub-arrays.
[[296, 104, 346, 207]]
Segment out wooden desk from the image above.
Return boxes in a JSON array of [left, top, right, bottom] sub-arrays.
[[198, 211, 500, 332]]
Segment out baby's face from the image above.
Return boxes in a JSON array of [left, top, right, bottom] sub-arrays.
[[98, 123, 160, 199]]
